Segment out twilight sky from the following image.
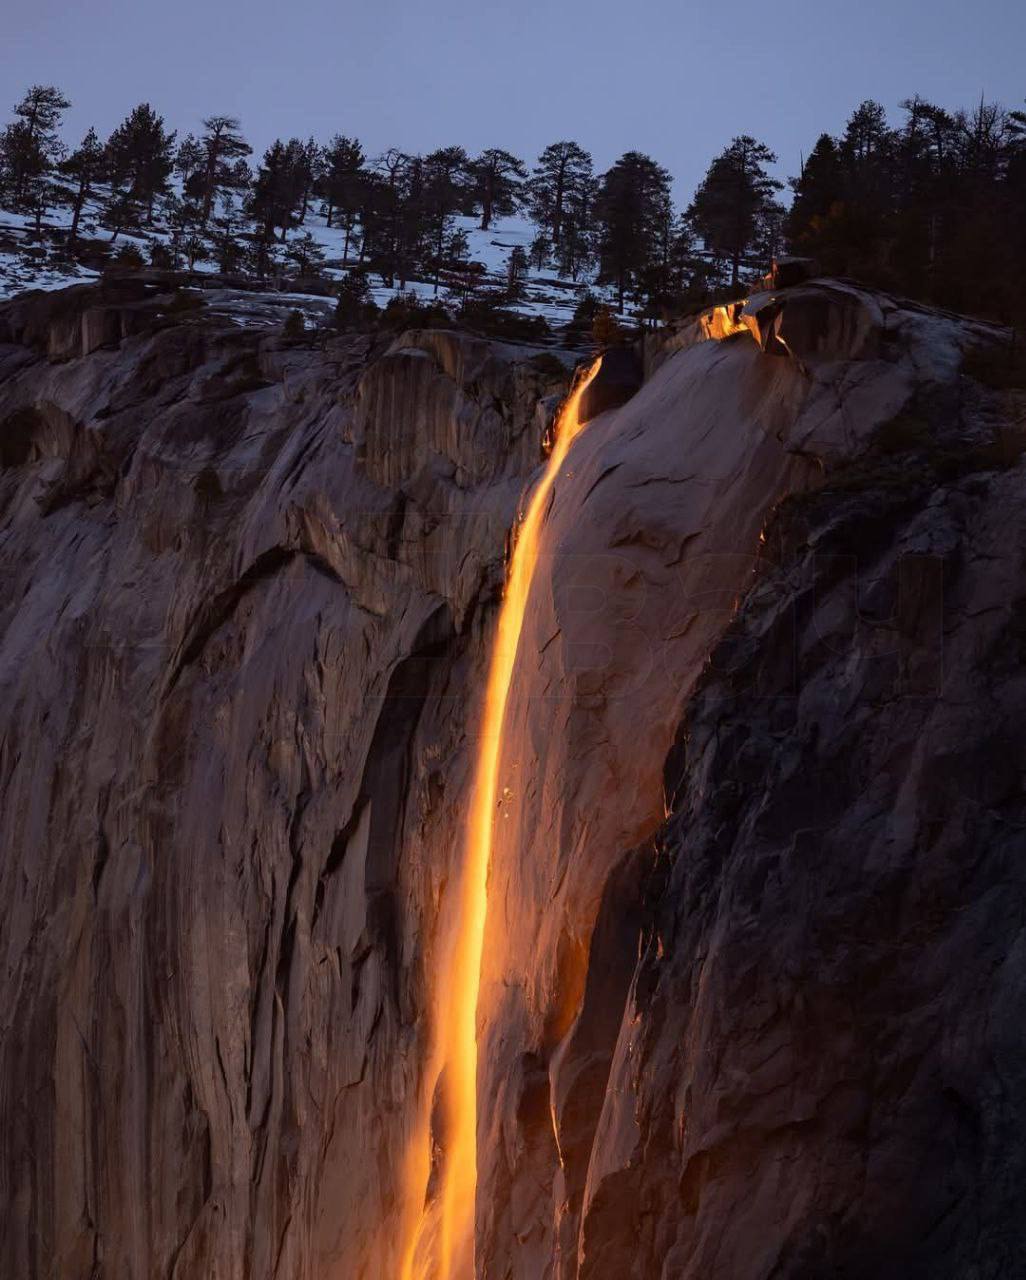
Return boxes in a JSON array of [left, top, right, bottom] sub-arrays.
[[3, 0, 1024, 202]]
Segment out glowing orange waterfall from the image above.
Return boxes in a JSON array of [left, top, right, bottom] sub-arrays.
[[398, 355, 603, 1280]]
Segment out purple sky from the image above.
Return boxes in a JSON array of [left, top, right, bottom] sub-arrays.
[[3, 0, 1024, 202]]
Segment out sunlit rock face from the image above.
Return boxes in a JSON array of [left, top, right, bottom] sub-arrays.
[[1, 279, 1023, 1280], [470, 283, 1026, 1280]]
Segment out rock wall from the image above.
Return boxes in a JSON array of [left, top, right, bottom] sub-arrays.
[[586, 401, 1026, 1280], [469, 284, 1024, 1279], [1, 279, 1023, 1280], [596, 425, 1026, 1280], [0, 285, 571, 1280]]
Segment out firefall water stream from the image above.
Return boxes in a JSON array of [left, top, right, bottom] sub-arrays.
[[398, 356, 603, 1280]]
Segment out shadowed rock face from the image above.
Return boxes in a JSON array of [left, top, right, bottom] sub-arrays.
[[1, 281, 1024, 1280], [577, 345, 642, 420], [594, 459, 1026, 1280], [0, 288, 574, 1280]]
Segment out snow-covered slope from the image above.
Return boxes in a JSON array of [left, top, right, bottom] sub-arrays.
[[0, 183, 594, 329]]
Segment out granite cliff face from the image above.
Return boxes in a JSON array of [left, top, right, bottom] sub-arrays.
[[0, 279, 1023, 1280], [0, 282, 573, 1280]]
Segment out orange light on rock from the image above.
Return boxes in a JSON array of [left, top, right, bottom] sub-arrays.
[[397, 356, 603, 1280], [701, 302, 752, 341]]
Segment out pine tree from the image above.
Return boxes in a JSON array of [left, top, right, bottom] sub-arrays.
[[1, 85, 70, 203], [555, 173, 597, 282], [197, 116, 251, 225], [183, 232, 206, 270], [59, 127, 105, 242], [448, 227, 470, 259], [594, 151, 672, 311], [113, 241, 145, 271], [249, 138, 309, 255], [891, 98, 957, 295], [363, 149, 413, 286], [334, 271, 375, 330], [506, 244, 528, 300], [529, 231, 551, 271], [940, 98, 1017, 315], [160, 193, 197, 267], [787, 134, 842, 244], [393, 154, 428, 290], [645, 211, 704, 303], [320, 135, 366, 260], [786, 123, 889, 281], [423, 146, 470, 291], [778, 95, 1026, 318], [286, 230, 326, 277], [294, 137, 322, 225], [896, 96, 949, 192], [527, 141, 593, 248], [211, 195, 249, 275], [839, 100, 895, 221], [842, 100, 892, 166], [174, 133, 206, 199], [26, 178, 63, 239], [689, 135, 782, 288], [106, 103, 177, 224], [471, 148, 526, 230], [14, 85, 71, 142], [1007, 102, 1026, 328], [354, 168, 388, 273], [0, 123, 46, 206]]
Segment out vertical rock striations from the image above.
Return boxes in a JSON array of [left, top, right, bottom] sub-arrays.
[[1, 279, 1023, 1280], [0, 286, 572, 1280]]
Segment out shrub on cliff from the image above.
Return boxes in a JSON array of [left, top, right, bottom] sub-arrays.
[[457, 293, 550, 343], [334, 271, 379, 330], [165, 288, 204, 313], [282, 308, 305, 339], [380, 291, 450, 332], [149, 242, 173, 270], [113, 242, 145, 271], [592, 305, 620, 349]]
